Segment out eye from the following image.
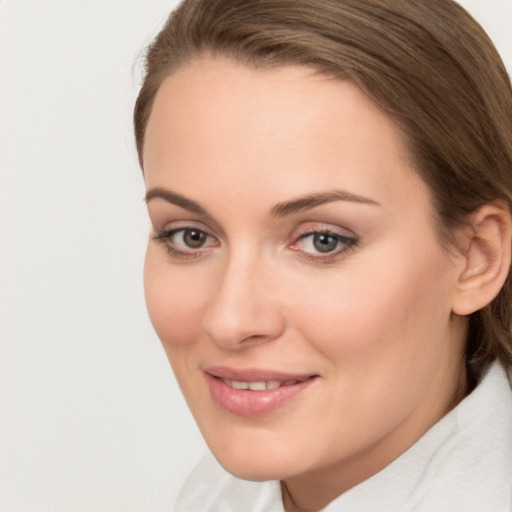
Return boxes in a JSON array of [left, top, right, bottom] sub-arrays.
[[305, 232, 340, 253], [153, 226, 218, 257], [177, 228, 209, 249], [292, 229, 357, 259]]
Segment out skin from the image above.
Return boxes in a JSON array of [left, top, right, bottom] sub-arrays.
[[142, 58, 470, 512]]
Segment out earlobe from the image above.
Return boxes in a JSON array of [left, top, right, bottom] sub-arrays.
[[452, 204, 512, 316]]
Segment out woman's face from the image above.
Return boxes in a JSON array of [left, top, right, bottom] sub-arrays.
[[143, 58, 466, 484]]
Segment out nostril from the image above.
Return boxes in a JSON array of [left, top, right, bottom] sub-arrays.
[[240, 334, 269, 344]]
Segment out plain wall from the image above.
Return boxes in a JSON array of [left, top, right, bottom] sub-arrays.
[[1, 1, 511, 510]]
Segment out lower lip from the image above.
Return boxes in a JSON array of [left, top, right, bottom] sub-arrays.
[[206, 375, 316, 417]]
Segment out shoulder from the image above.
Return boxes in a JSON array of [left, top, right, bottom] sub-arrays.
[[174, 452, 284, 512]]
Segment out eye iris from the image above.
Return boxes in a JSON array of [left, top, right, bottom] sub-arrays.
[[313, 233, 338, 253], [183, 229, 206, 248]]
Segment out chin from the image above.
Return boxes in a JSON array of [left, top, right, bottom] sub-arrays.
[[219, 459, 289, 482], [210, 442, 303, 482]]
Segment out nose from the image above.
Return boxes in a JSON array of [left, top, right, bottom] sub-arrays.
[[201, 251, 285, 350]]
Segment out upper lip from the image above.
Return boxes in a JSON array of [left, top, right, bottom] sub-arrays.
[[205, 366, 317, 382]]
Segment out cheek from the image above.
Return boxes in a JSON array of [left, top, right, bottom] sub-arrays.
[[291, 245, 454, 369], [143, 247, 207, 349]]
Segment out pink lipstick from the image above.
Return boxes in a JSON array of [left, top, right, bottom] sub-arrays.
[[205, 366, 317, 417]]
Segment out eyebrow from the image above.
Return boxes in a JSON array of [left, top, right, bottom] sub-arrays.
[[145, 187, 380, 217], [145, 187, 207, 215], [271, 190, 380, 217]]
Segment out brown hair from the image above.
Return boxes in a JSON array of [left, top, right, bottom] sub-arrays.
[[134, 0, 512, 377]]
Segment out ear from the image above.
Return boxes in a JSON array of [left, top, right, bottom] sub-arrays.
[[452, 204, 512, 316]]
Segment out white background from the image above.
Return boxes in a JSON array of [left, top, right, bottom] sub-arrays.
[[1, 1, 511, 510]]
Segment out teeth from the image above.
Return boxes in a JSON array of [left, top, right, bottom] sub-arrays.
[[221, 378, 306, 390], [231, 380, 249, 390], [248, 381, 267, 391]]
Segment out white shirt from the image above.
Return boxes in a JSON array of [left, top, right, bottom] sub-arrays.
[[175, 362, 512, 511]]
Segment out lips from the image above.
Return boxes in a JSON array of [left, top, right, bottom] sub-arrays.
[[205, 366, 317, 416]]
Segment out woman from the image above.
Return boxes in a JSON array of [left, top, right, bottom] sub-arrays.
[[135, 0, 512, 510]]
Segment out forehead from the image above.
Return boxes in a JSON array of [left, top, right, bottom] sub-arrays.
[[143, 57, 430, 214]]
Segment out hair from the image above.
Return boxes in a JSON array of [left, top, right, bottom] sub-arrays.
[[134, 0, 512, 378]]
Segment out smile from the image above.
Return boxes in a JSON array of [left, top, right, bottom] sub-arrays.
[[205, 368, 317, 417]]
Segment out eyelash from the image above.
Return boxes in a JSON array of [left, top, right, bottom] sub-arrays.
[[152, 226, 358, 262], [153, 226, 218, 259], [291, 229, 358, 262]]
